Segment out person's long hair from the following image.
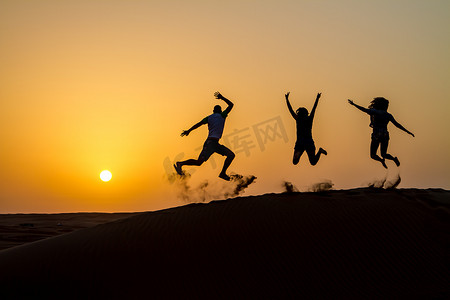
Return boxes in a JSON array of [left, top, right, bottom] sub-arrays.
[[369, 97, 389, 111]]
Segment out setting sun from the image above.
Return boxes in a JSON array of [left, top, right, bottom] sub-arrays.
[[100, 170, 112, 182]]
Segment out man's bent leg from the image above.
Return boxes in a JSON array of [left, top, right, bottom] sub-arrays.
[[217, 145, 235, 181], [174, 158, 205, 175], [179, 159, 205, 167]]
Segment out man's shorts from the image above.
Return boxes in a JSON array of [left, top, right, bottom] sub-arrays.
[[198, 138, 234, 161]]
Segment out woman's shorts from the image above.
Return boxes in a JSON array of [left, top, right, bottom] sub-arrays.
[[371, 131, 389, 142], [294, 137, 315, 151]]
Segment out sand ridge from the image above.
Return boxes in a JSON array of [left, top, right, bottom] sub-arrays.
[[0, 188, 449, 298], [0, 213, 140, 251]]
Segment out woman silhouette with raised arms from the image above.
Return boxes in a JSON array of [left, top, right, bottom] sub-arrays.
[[285, 92, 327, 166]]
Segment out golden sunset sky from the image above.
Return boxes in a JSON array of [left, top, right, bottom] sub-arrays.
[[1, 0, 449, 213]]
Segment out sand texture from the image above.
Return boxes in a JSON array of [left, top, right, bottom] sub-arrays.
[[0, 213, 139, 251], [0, 188, 449, 299]]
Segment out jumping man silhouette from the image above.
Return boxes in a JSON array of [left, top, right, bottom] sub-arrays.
[[285, 92, 327, 165], [174, 92, 235, 181], [348, 97, 414, 168]]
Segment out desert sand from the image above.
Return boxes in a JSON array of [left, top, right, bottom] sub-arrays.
[[0, 188, 449, 299], [0, 213, 139, 251]]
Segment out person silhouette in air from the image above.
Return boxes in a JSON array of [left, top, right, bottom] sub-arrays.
[[348, 97, 414, 168], [174, 92, 235, 181], [285, 92, 327, 166]]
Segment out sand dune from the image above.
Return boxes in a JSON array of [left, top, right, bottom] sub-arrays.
[[0, 188, 449, 299], [0, 213, 139, 251]]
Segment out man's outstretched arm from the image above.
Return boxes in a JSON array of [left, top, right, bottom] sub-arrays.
[[285, 92, 297, 119], [181, 119, 207, 137], [390, 116, 415, 137], [214, 92, 234, 114], [348, 99, 370, 114]]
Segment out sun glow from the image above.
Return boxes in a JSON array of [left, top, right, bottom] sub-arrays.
[[100, 170, 112, 182]]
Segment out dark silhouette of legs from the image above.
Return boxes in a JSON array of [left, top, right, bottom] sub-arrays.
[[293, 142, 326, 166], [306, 145, 327, 166], [293, 149, 304, 165], [175, 140, 235, 180], [174, 158, 206, 175], [219, 149, 235, 181], [370, 140, 387, 168], [380, 139, 400, 166], [179, 159, 205, 167]]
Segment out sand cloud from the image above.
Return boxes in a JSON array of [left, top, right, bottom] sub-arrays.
[[367, 173, 401, 189], [168, 173, 257, 203]]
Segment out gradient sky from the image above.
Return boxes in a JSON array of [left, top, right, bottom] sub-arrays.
[[1, 0, 449, 213]]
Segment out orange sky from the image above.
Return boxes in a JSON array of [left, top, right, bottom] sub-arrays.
[[1, 0, 449, 213]]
